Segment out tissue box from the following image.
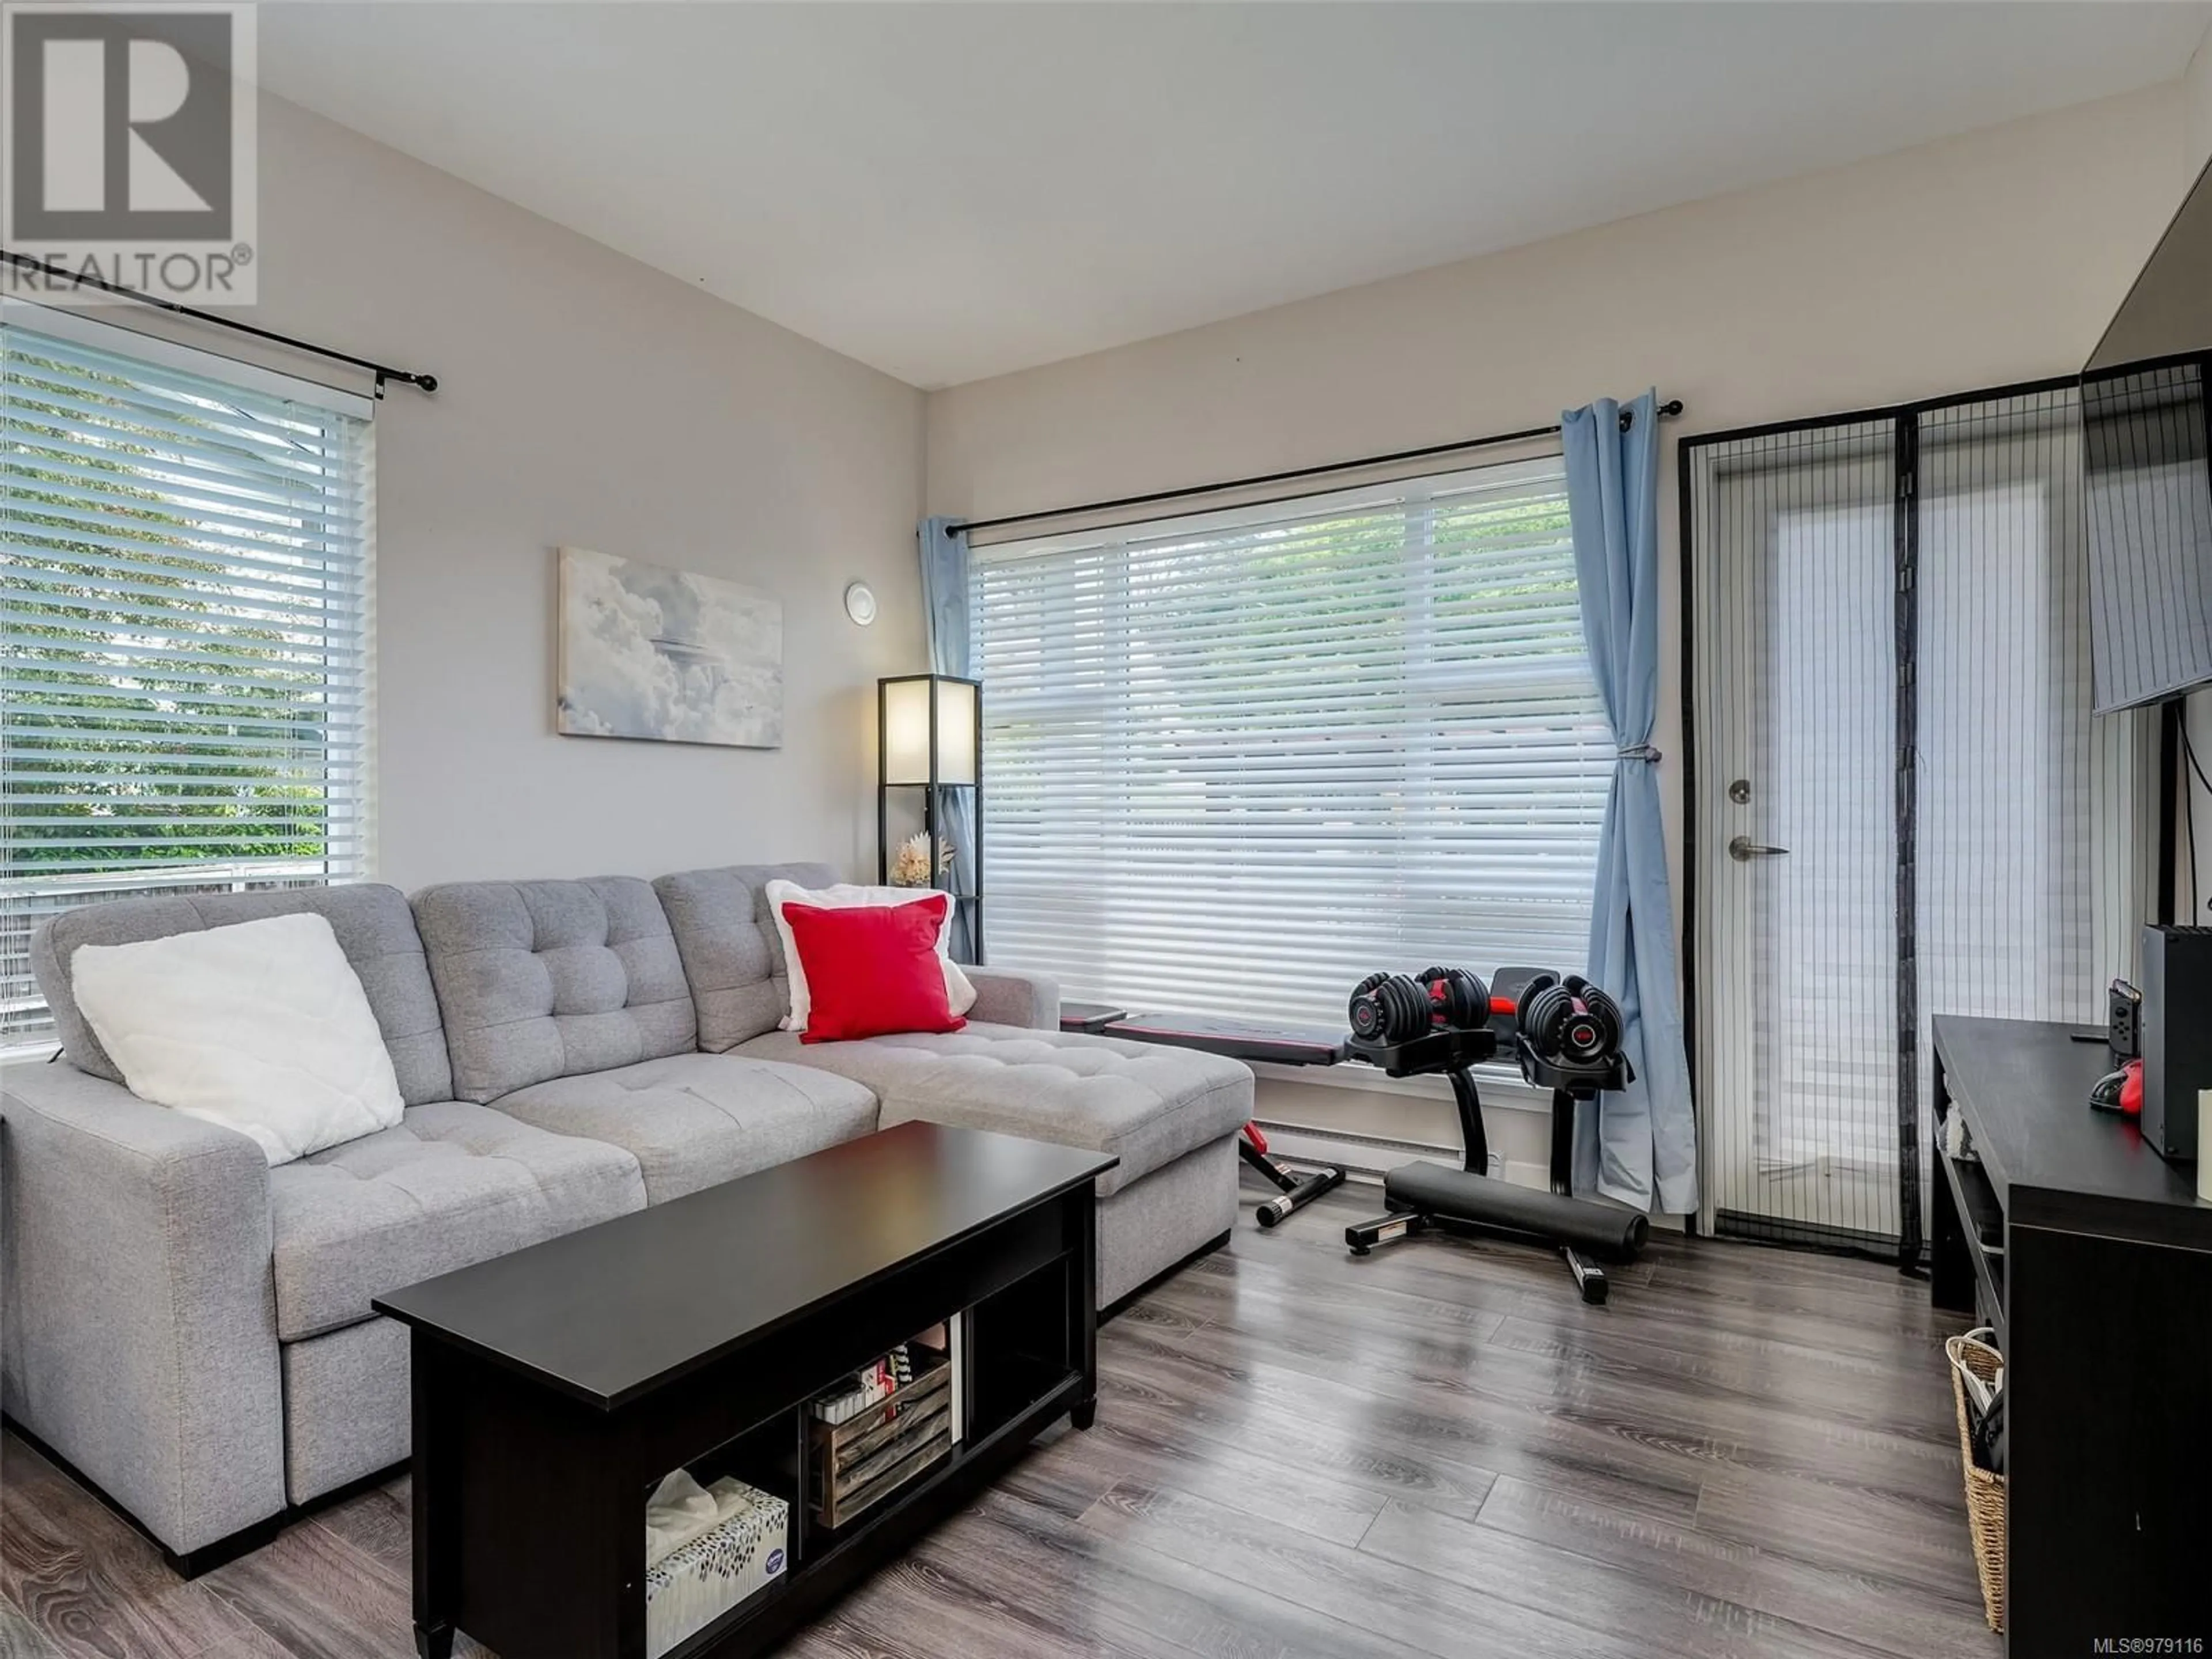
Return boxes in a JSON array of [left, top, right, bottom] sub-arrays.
[[645, 1482, 788, 1659]]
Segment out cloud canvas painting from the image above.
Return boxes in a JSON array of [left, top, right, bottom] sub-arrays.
[[556, 548, 783, 748]]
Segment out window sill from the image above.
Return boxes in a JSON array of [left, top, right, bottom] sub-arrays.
[[1249, 1058, 1554, 1112]]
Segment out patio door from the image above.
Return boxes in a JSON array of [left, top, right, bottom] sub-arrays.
[[1684, 387, 2154, 1255]]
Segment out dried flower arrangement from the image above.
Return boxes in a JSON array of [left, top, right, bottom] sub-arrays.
[[889, 831, 956, 888]]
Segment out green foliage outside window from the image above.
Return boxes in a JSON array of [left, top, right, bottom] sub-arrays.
[[2, 349, 345, 870]]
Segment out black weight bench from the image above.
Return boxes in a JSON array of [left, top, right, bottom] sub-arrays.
[[1065, 1002, 1649, 1301], [1336, 1024, 1647, 1303]]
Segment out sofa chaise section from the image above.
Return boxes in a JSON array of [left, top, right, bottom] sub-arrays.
[[656, 863, 1253, 1304], [740, 1026, 1251, 1303]]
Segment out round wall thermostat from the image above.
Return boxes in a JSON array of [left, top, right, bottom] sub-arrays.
[[843, 581, 877, 626]]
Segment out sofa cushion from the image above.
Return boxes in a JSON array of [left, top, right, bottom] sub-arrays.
[[737, 1024, 1252, 1197], [653, 862, 837, 1051], [73, 912, 406, 1166], [268, 1100, 645, 1342], [490, 1051, 879, 1203], [763, 878, 976, 1034], [783, 895, 966, 1043], [414, 877, 697, 1103], [32, 883, 453, 1105]]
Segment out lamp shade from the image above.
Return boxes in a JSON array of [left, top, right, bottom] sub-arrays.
[[881, 675, 978, 786]]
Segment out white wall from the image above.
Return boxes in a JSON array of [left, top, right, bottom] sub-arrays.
[[2187, 28, 2212, 175], [925, 83, 2191, 1162], [103, 90, 929, 892]]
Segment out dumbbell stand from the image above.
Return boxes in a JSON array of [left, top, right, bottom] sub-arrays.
[[1343, 1046, 1647, 1305]]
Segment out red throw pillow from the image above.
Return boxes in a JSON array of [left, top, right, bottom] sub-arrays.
[[782, 893, 967, 1044]]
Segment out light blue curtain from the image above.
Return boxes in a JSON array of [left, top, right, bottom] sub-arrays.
[[918, 516, 980, 962], [1560, 391, 1698, 1214]]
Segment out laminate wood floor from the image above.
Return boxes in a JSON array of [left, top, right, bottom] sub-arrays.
[[0, 1183, 1997, 1659]]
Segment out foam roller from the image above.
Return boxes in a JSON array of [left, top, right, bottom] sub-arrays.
[[1382, 1162, 1649, 1260]]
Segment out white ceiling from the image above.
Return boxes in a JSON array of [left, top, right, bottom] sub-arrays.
[[260, 2, 2212, 389]]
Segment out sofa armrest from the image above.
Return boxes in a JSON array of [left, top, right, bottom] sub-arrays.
[[1, 1058, 285, 1555], [966, 966, 1060, 1031]]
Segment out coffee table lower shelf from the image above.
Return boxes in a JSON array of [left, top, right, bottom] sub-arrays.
[[661, 1369, 1085, 1659]]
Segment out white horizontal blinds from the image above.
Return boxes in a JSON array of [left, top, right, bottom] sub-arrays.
[[972, 456, 1612, 1025], [0, 322, 375, 1040]]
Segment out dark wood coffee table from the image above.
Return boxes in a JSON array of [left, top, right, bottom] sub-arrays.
[[374, 1121, 1115, 1659]]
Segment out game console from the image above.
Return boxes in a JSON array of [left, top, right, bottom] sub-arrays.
[[2138, 926, 2212, 1164]]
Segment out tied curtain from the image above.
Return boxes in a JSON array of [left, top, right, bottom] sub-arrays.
[[1561, 392, 1699, 1214], [918, 516, 980, 963]]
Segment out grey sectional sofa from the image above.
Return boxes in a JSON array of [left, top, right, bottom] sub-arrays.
[[0, 862, 1251, 1565]]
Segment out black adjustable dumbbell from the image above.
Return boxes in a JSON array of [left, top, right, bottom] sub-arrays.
[[1350, 967, 1492, 1044], [1564, 975, 1625, 1062], [1349, 972, 1430, 1044], [1516, 972, 1623, 1067], [1418, 966, 1490, 1031]]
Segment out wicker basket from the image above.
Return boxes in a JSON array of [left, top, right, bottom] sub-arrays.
[[1946, 1332, 2005, 1632]]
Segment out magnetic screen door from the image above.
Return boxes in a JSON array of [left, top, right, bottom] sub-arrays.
[[1685, 384, 2155, 1255]]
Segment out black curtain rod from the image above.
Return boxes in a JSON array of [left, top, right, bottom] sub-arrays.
[[1, 249, 438, 396], [960, 397, 1683, 536]]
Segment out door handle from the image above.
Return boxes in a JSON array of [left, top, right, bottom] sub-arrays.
[[1728, 836, 1790, 862]]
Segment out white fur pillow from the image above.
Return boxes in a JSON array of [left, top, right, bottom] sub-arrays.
[[764, 880, 978, 1033], [70, 911, 406, 1165]]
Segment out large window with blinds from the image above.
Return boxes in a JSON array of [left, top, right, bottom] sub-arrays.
[[0, 315, 376, 1042], [970, 456, 1611, 1025]]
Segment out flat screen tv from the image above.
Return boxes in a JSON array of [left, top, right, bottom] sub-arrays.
[[2086, 157, 2212, 714]]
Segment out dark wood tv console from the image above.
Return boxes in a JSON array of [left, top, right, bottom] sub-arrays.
[[1930, 1016, 2212, 1652], [375, 1123, 1115, 1659]]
